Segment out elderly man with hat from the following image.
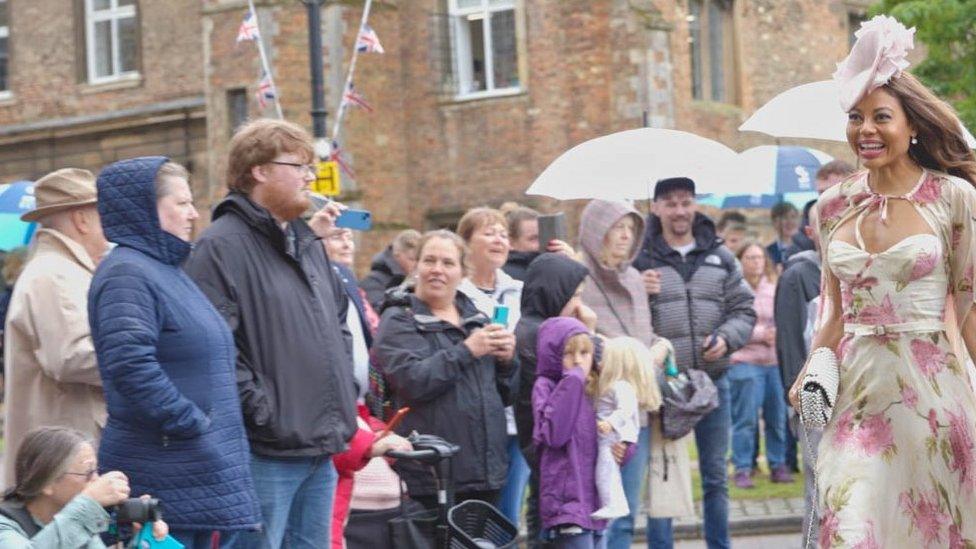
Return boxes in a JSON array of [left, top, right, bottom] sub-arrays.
[[2, 168, 109, 486]]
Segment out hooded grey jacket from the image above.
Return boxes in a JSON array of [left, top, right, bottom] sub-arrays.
[[578, 200, 659, 350], [633, 213, 756, 379]]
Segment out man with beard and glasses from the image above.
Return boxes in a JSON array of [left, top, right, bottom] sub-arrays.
[[633, 177, 756, 549], [184, 119, 357, 549]]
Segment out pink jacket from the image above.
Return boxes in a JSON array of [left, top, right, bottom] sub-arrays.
[[730, 276, 777, 366]]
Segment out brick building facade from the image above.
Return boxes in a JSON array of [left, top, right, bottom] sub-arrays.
[[2, 0, 872, 271], [0, 0, 208, 200]]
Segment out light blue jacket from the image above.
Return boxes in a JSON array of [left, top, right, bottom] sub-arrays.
[[0, 495, 110, 548]]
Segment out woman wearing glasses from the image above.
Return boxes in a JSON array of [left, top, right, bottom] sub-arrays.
[[0, 426, 168, 546], [88, 157, 261, 548]]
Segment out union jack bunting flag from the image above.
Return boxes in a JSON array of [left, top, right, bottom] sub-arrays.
[[355, 24, 385, 54], [342, 83, 373, 112], [255, 73, 275, 109], [331, 140, 356, 178], [236, 10, 260, 42]]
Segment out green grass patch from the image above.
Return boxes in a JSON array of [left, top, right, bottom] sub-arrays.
[[686, 437, 805, 501]]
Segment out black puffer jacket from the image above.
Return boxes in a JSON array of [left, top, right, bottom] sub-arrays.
[[513, 253, 590, 463], [373, 291, 516, 497], [633, 213, 756, 379], [184, 192, 357, 458]]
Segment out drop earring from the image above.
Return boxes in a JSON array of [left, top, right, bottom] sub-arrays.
[[911, 136, 918, 145]]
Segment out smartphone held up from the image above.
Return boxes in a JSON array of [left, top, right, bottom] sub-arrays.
[[492, 305, 510, 328], [537, 212, 567, 252], [308, 192, 373, 231]]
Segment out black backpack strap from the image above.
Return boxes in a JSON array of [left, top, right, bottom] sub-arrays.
[[0, 498, 41, 537]]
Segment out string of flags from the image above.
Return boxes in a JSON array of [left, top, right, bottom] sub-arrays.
[[330, 140, 356, 179], [343, 83, 373, 113], [256, 72, 276, 111], [232, 0, 385, 178], [356, 24, 385, 54], [330, 0, 384, 177], [236, 0, 283, 118], [236, 10, 259, 43]]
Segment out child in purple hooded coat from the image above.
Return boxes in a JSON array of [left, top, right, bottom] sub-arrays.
[[532, 317, 607, 548]]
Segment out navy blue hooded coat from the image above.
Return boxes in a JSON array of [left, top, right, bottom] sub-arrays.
[[88, 156, 261, 531]]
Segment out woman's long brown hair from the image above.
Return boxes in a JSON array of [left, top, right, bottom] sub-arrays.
[[886, 72, 976, 185]]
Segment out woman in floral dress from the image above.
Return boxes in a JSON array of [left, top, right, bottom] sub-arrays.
[[788, 16, 976, 548]]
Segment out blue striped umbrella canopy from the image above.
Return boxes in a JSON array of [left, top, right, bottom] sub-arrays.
[[698, 191, 818, 210], [0, 181, 37, 251], [738, 145, 834, 194]]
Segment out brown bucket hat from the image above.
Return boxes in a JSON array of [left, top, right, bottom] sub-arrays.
[[21, 168, 98, 222]]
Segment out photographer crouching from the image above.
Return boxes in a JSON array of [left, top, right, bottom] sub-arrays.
[[0, 427, 168, 547]]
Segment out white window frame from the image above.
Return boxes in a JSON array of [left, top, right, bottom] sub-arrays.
[[0, 0, 10, 98], [85, 0, 138, 85], [687, 0, 737, 104], [449, 0, 521, 100]]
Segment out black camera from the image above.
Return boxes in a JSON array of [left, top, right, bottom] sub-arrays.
[[114, 497, 162, 523]]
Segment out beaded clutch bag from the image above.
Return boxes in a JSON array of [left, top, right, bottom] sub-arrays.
[[799, 347, 840, 430]]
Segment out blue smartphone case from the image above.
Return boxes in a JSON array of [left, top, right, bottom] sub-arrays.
[[335, 209, 372, 231], [492, 305, 509, 327]]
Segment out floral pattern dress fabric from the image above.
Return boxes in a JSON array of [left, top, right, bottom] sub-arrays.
[[815, 170, 976, 549]]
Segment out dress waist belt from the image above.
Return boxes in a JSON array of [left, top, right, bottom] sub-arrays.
[[843, 319, 945, 337]]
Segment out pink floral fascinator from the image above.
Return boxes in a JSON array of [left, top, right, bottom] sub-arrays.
[[833, 15, 916, 112]]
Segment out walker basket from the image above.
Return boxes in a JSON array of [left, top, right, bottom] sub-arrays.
[[447, 500, 518, 549]]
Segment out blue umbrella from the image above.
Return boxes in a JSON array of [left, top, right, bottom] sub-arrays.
[[698, 191, 818, 210], [698, 145, 831, 211], [0, 181, 37, 251], [738, 145, 834, 194]]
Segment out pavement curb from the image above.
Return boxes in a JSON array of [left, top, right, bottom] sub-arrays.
[[671, 513, 803, 540]]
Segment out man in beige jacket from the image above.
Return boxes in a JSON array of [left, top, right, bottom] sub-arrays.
[[2, 168, 109, 486]]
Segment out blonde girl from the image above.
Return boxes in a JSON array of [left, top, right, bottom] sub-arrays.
[[591, 337, 663, 519]]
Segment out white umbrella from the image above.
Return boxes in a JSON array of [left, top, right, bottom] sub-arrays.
[[739, 79, 976, 148], [525, 128, 744, 200]]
